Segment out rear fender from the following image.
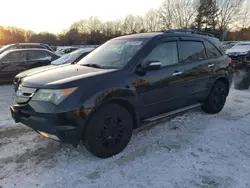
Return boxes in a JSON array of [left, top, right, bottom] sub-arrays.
[[208, 75, 230, 96]]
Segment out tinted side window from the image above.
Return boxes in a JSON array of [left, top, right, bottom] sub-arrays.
[[204, 41, 221, 58], [2, 52, 27, 63], [179, 41, 206, 62], [23, 45, 44, 49], [27, 51, 51, 61], [144, 42, 178, 67]]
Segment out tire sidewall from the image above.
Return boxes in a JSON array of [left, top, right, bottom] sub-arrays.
[[203, 81, 227, 114], [84, 103, 133, 158]]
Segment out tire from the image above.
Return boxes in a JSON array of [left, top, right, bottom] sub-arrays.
[[201, 81, 228, 114], [83, 103, 133, 158]]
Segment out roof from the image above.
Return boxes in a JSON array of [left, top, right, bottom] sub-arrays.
[[12, 43, 46, 46], [1, 48, 55, 56], [114, 31, 218, 41], [114, 32, 163, 39]]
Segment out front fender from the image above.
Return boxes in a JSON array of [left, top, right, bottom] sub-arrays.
[[72, 87, 140, 144], [82, 87, 139, 114]]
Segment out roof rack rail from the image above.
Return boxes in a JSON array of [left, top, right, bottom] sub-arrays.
[[164, 29, 214, 37]]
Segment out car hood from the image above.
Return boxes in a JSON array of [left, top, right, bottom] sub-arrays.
[[15, 65, 61, 79], [226, 47, 250, 54], [22, 65, 116, 88]]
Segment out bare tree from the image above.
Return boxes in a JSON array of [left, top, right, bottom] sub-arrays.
[[25, 30, 35, 42], [123, 14, 137, 34], [172, 0, 199, 28], [71, 19, 89, 33], [159, 0, 174, 30], [144, 9, 161, 32], [159, 0, 199, 30], [234, 1, 250, 39], [87, 16, 102, 32], [216, 0, 245, 40], [112, 19, 123, 35]]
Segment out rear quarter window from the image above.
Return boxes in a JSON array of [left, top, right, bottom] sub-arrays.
[[204, 41, 222, 58], [179, 41, 206, 62]]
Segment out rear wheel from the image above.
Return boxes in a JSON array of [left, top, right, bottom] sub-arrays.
[[83, 103, 133, 158], [201, 81, 228, 114]]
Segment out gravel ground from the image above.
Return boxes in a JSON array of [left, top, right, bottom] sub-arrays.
[[1, 85, 250, 188]]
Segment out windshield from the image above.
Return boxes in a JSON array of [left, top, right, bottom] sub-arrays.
[[78, 39, 147, 69]]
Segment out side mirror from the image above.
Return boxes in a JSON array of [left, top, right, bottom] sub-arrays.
[[144, 61, 162, 70]]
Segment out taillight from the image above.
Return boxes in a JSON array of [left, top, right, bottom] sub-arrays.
[[228, 57, 232, 64]]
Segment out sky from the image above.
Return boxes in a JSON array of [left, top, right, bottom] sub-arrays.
[[0, 0, 165, 34]]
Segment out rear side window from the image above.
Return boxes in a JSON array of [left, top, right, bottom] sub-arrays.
[[24, 45, 45, 49], [204, 41, 221, 58], [2, 51, 27, 63], [179, 41, 206, 62], [27, 51, 51, 61]]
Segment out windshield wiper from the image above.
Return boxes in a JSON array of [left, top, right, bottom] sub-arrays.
[[83, 63, 105, 69]]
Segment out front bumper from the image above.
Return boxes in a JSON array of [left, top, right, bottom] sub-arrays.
[[10, 103, 85, 146]]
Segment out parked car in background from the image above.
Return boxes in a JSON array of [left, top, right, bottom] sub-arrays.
[[13, 48, 94, 91], [56, 46, 80, 55], [0, 43, 54, 55], [226, 42, 250, 67], [11, 30, 231, 158], [50, 46, 58, 51], [222, 41, 238, 51], [0, 48, 59, 84]]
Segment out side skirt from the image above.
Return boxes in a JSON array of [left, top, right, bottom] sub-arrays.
[[135, 103, 201, 133]]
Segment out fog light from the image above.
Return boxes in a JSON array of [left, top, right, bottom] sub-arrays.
[[38, 131, 60, 141]]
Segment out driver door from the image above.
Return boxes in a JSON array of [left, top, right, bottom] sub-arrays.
[[134, 38, 188, 119]]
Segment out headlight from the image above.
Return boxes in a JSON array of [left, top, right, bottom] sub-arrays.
[[32, 87, 77, 105]]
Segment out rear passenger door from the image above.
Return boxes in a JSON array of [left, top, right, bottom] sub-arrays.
[[178, 38, 213, 103], [26, 51, 52, 68]]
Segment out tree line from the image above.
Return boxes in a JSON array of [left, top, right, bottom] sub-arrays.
[[0, 0, 249, 46]]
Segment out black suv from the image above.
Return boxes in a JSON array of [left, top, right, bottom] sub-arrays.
[[10, 30, 232, 158]]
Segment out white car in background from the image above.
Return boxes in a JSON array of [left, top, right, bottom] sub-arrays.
[[56, 46, 80, 55], [225, 42, 250, 62]]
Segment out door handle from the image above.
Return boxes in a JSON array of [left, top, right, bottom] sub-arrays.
[[208, 64, 215, 68], [173, 71, 183, 76]]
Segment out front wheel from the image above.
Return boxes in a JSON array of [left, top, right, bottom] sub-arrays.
[[83, 103, 133, 158], [201, 81, 228, 114]]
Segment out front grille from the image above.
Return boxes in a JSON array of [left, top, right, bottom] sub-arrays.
[[228, 55, 247, 60], [16, 86, 37, 104]]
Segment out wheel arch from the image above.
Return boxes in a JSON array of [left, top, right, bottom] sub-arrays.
[[214, 76, 230, 96], [109, 98, 140, 129], [81, 98, 139, 143], [89, 98, 140, 129]]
